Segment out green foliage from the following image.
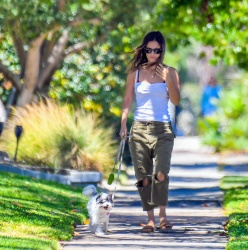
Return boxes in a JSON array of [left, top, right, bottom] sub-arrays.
[[0, 74, 13, 104], [0, 0, 158, 115], [0, 171, 87, 249], [0, 0, 157, 110], [198, 72, 248, 152], [154, 0, 248, 69], [49, 45, 125, 120], [0, 34, 18, 104], [0, 100, 116, 172], [0, 0, 89, 42], [220, 176, 248, 250], [0, 34, 19, 70], [49, 26, 138, 122], [48, 0, 158, 123]]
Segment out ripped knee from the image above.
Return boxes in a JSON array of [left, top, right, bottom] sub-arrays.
[[156, 172, 165, 182], [135, 176, 151, 188], [142, 177, 151, 186]]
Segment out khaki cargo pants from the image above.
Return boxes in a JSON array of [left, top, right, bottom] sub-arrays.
[[129, 121, 174, 211]]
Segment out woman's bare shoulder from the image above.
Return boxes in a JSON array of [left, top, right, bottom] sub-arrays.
[[163, 64, 175, 69], [128, 68, 137, 75], [127, 69, 136, 79], [163, 64, 178, 73]]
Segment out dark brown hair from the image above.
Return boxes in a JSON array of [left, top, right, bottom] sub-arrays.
[[128, 31, 166, 72]]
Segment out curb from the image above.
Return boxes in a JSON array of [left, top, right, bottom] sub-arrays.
[[0, 163, 102, 186]]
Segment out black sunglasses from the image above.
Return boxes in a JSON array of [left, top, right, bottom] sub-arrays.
[[144, 47, 162, 54]]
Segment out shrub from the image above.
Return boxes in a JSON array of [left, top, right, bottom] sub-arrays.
[[198, 72, 248, 152], [0, 100, 116, 172]]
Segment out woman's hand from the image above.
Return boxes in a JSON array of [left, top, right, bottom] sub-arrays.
[[119, 125, 127, 139], [155, 64, 180, 106], [155, 63, 169, 82]]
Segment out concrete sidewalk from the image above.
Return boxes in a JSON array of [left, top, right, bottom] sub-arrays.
[[61, 136, 248, 250]]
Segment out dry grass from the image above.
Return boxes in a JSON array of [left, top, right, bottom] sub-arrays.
[[1, 100, 116, 172]]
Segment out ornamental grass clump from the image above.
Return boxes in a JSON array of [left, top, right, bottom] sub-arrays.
[[0, 100, 116, 172]]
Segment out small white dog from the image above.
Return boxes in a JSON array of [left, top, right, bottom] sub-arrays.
[[82, 185, 113, 235]]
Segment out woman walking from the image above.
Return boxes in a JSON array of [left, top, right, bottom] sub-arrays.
[[119, 31, 180, 233]]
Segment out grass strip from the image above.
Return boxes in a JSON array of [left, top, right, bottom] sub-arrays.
[[0, 236, 59, 250], [0, 171, 88, 249], [220, 176, 248, 250]]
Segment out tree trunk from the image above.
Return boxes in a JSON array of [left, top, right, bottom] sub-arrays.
[[16, 35, 46, 106]]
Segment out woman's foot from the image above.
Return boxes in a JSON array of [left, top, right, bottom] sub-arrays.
[[158, 218, 173, 231], [141, 220, 155, 233]]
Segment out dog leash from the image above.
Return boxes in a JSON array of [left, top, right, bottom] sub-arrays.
[[107, 137, 127, 200]]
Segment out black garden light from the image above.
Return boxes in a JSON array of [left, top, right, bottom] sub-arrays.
[[14, 125, 23, 162], [0, 122, 3, 136]]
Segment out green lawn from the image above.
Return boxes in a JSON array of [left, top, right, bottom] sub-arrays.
[[220, 176, 248, 250], [0, 171, 88, 250]]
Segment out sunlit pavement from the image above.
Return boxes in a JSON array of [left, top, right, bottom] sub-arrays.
[[61, 136, 248, 250]]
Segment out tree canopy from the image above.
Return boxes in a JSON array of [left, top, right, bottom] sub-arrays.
[[154, 0, 248, 69], [0, 0, 247, 118], [0, 0, 155, 106]]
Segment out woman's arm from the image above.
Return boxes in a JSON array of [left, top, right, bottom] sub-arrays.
[[119, 70, 135, 138], [166, 67, 180, 106]]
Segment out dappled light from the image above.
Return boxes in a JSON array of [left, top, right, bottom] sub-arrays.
[[0, 1, 247, 249]]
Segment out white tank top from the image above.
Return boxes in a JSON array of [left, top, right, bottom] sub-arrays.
[[134, 70, 171, 122]]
